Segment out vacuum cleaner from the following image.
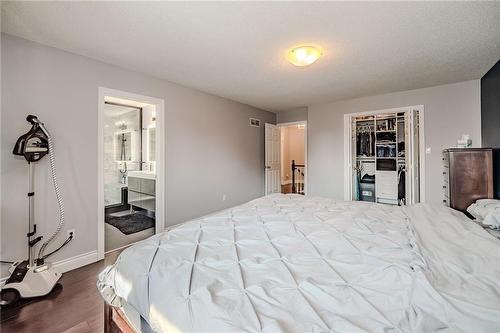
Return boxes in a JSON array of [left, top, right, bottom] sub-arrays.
[[0, 115, 73, 306]]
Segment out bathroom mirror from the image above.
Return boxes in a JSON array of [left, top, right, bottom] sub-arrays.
[[115, 131, 133, 161], [148, 127, 156, 162]]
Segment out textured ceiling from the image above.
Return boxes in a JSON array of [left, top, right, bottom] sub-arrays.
[[2, 1, 499, 111]]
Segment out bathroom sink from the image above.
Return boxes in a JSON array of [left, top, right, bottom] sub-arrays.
[[128, 170, 156, 180]]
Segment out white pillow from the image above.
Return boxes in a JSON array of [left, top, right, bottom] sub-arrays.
[[482, 212, 500, 229], [467, 199, 500, 229]]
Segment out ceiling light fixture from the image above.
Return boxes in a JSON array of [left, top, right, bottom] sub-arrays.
[[287, 45, 322, 67]]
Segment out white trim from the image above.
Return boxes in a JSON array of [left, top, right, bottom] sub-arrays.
[[277, 120, 306, 127], [417, 106, 426, 203], [277, 120, 308, 195], [343, 106, 426, 203], [52, 250, 99, 273], [97, 87, 166, 261], [98, 88, 105, 259], [343, 115, 352, 201], [1, 251, 98, 284]]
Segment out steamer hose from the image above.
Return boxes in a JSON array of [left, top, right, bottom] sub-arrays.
[[38, 131, 66, 259]]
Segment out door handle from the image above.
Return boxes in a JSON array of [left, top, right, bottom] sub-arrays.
[[265, 166, 271, 169]]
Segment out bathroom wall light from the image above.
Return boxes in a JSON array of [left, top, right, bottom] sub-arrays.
[[287, 45, 322, 67], [115, 120, 127, 130]]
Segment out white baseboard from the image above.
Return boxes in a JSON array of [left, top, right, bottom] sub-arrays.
[[54, 250, 99, 273], [1, 250, 98, 284]]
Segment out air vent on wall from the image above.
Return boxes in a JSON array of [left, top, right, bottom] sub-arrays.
[[249, 118, 260, 127]]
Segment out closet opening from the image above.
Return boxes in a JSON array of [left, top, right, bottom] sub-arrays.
[[344, 106, 424, 205]]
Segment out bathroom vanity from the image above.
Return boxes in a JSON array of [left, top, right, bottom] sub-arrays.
[[127, 170, 156, 214]]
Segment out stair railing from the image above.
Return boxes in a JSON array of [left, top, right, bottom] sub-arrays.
[[291, 160, 305, 194]]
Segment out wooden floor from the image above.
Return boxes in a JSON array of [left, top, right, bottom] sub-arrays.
[[0, 252, 119, 333]]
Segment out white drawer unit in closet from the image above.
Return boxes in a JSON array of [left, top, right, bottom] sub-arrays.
[[375, 170, 398, 204]]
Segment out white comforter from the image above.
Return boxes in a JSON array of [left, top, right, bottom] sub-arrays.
[[98, 194, 500, 333]]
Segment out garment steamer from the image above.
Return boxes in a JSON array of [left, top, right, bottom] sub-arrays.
[[0, 115, 73, 306]]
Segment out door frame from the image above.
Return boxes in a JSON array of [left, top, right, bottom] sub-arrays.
[[277, 120, 308, 195], [343, 106, 425, 203], [97, 87, 166, 260]]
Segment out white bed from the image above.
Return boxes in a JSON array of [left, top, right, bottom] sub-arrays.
[[98, 194, 500, 333]]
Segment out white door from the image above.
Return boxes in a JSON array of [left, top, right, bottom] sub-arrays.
[[406, 108, 421, 204], [265, 123, 281, 195]]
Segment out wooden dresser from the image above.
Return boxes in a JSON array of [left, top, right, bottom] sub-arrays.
[[442, 148, 494, 212]]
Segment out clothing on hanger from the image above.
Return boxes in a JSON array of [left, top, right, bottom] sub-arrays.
[[398, 166, 406, 204], [356, 127, 374, 157]]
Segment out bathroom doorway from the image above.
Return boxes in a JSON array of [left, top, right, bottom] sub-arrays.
[[97, 88, 165, 259]]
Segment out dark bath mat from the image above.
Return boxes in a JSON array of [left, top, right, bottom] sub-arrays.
[[105, 211, 154, 235]]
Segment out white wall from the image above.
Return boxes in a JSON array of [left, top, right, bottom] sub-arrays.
[[276, 107, 308, 124], [1, 34, 275, 274], [308, 80, 481, 203]]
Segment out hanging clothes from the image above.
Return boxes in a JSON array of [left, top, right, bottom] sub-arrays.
[[357, 130, 374, 157], [398, 167, 406, 205]]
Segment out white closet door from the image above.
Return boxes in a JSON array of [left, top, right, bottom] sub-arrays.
[[406, 108, 421, 204], [265, 123, 281, 195]]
